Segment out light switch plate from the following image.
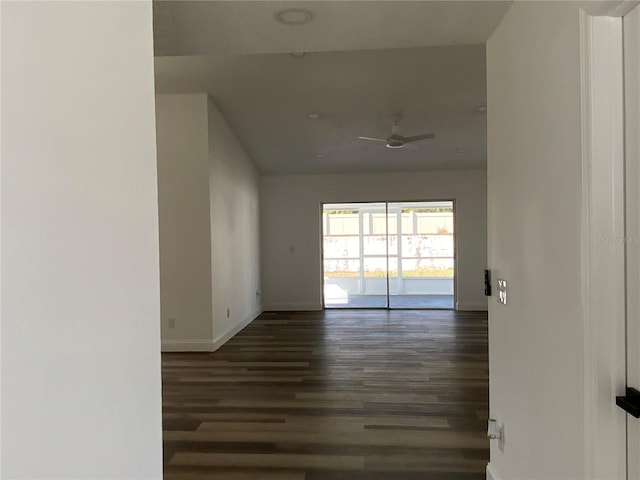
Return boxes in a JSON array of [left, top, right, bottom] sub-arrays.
[[497, 279, 508, 305]]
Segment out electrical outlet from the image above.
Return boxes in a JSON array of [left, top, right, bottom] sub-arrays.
[[168, 317, 176, 329]]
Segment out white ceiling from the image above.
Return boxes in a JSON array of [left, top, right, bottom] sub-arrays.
[[153, 1, 512, 175]]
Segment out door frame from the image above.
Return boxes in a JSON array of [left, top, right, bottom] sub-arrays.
[[623, 6, 640, 478], [580, 4, 638, 478], [319, 199, 457, 310]]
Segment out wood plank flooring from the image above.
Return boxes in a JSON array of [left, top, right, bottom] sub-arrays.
[[162, 309, 489, 480]]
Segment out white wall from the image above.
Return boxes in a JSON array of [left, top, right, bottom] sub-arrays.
[[156, 94, 261, 351], [207, 98, 262, 343], [260, 169, 487, 311], [487, 2, 585, 479], [1, 2, 162, 478], [156, 95, 214, 345]]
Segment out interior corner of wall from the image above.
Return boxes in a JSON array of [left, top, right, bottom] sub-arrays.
[[212, 308, 262, 351]]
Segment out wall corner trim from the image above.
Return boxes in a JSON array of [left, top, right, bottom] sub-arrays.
[[486, 463, 500, 480]]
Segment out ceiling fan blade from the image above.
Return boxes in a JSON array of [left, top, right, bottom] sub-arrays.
[[358, 136, 387, 143], [404, 133, 436, 143]]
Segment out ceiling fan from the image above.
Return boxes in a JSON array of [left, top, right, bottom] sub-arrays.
[[358, 120, 436, 149]]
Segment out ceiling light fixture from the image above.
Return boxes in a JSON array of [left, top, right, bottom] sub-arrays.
[[275, 8, 313, 26], [307, 113, 320, 119], [456, 149, 466, 154], [476, 105, 488, 112]]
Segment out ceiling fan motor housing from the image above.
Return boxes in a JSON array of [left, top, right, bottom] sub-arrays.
[[386, 135, 405, 149]]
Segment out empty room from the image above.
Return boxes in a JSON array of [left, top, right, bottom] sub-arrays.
[[2, 2, 639, 480], [155, 2, 491, 478]]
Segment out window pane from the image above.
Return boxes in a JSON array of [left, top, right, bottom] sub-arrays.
[[401, 258, 454, 278], [323, 258, 360, 277]]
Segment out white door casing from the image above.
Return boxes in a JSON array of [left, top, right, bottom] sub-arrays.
[[624, 4, 640, 478], [581, 4, 640, 479], [580, 10, 627, 480]]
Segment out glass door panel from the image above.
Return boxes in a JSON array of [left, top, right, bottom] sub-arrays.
[[388, 201, 455, 309], [323, 202, 388, 308]]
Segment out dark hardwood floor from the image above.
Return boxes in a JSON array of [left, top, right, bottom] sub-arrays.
[[162, 309, 489, 479]]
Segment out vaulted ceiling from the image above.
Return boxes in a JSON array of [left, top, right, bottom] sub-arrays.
[[153, 1, 513, 174]]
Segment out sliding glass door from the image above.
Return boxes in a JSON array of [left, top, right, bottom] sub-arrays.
[[322, 201, 455, 309]]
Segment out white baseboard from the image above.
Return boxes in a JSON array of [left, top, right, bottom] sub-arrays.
[[263, 303, 322, 311], [162, 309, 262, 352], [161, 339, 215, 352], [486, 462, 501, 480], [212, 308, 262, 350], [456, 302, 488, 311]]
